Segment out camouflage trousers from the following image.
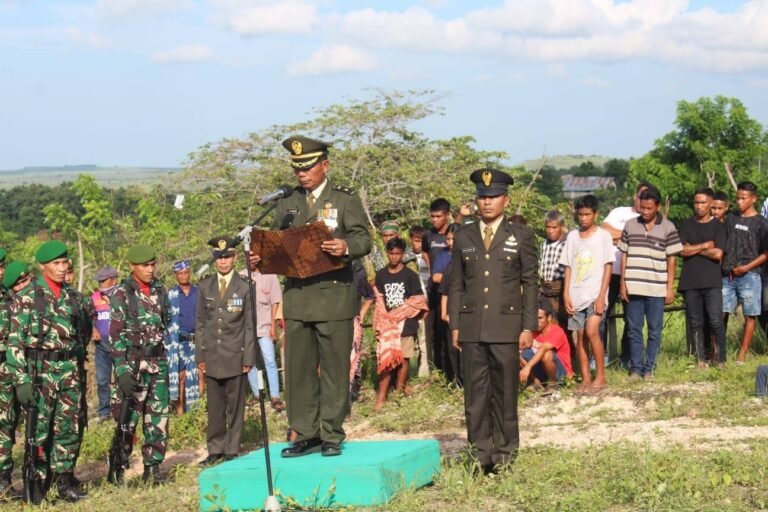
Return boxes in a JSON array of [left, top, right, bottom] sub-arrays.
[[0, 362, 20, 472], [30, 360, 81, 480], [167, 339, 200, 409], [112, 359, 170, 466]]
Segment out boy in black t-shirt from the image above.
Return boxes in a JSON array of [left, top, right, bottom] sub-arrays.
[[678, 188, 727, 367], [722, 181, 768, 364], [374, 238, 423, 410]]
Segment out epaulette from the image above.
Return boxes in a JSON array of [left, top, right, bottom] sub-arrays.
[[234, 273, 250, 283], [333, 184, 354, 195]]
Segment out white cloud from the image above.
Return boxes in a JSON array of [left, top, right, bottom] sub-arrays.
[[217, 0, 317, 36], [64, 27, 112, 49], [328, 1, 768, 73], [97, 0, 193, 17], [287, 45, 375, 75], [546, 63, 569, 79], [152, 44, 215, 63]]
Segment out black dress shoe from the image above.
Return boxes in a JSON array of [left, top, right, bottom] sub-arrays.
[[199, 454, 224, 466], [321, 442, 342, 457], [481, 464, 498, 476], [281, 438, 323, 458], [223, 454, 238, 462]]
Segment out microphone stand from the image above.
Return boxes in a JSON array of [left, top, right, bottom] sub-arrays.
[[238, 202, 282, 512]]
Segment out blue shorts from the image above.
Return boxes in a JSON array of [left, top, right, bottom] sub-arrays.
[[722, 272, 762, 316], [521, 348, 566, 381], [568, 302, 602, 331]]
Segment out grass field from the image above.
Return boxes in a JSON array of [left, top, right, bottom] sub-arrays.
[[3, 312, 768, 511]]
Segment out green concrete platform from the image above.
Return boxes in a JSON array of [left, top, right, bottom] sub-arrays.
[[199, 439, 441, 511]]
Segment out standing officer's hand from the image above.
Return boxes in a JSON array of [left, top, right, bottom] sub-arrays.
[[198, 362, 206, 374], [519, 330, 533, 347], [243, 366, 252, 374], [451, 329, 461, 352], [321, 238, 347, 257], [248, 253, 261, 269]]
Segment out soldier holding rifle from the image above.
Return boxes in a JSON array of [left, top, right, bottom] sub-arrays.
[[107, 245, 170, 484], [7, 241, 87, 503]]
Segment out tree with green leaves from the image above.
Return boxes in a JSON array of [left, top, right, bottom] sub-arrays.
[[628, 96, 767, 222]]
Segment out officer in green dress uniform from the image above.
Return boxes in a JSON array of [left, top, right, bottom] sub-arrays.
[[253, 136, 371, 457], [448, 168, 538, 475]]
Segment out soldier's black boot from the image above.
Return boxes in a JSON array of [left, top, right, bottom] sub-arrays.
[[24, 478, 45, 505], [142, 464, 165, 485], [54, 472, 87, 502], [107, 462, 125, 485]]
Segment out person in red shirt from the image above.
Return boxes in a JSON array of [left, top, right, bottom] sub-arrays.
[[519, 300, 574, 393]]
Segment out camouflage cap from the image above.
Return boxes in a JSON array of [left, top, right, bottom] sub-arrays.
[[282, 135, 331, 170], [469, 168, 514, 197], [35, 240, 69, 264], [3, 261, 29, 288], [126, 244, 157, 264]]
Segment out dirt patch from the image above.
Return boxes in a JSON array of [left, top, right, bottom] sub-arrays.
[[348, 383, 768, 455]]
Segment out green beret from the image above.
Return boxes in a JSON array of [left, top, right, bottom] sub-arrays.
[[127, 244, 157, 264], [3, 261, 29, 288], [35, 240, 69, 264], [0, 249, 6, 264], [282, 135, 331, 170]]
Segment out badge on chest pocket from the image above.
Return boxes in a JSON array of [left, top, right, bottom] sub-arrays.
[[226, 298, 243, 313], [319, 206, 338, 232]]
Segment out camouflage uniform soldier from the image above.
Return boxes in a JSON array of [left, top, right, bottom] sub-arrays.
[[109, 245, 170, 484], [7, 241, 87, 502], [0, 254, 26, 498]]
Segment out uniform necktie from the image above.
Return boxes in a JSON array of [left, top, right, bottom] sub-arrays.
[[219, 278, 227, 299], [307, 192, 315, 212], [483, 226, 494, 251]]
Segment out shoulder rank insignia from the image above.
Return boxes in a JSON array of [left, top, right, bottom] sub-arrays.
[[333, 184, 354, 195]]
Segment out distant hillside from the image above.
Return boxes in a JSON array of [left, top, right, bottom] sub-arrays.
[[0, 165, 182, 189], [517, 154, 612, 171]]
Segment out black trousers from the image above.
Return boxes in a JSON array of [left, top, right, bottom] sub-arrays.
[[206, 374, 247, 456], [461, 342, 519, 467], [683, 288, 726, 363], [600, 274, 629, 363]]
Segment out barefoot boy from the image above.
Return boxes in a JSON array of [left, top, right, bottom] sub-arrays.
[[561, 194, 613, 392], [373, 238, 428, 410]]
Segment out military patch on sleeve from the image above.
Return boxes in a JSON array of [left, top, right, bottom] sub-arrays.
[[333, 184, 354, 195]]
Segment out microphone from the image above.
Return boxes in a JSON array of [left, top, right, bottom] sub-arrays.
[[258, 185, 293, 205]]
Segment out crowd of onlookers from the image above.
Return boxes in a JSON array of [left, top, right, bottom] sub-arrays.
[[85, 180, 768, 419]]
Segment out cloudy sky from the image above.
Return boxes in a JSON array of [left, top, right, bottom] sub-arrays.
[[1, 0, 766, 169]]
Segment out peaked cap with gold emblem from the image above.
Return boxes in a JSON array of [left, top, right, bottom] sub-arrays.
[[208, 235, 237, 259], [469, 167, 514, 197], [282, 135, 331, 170]]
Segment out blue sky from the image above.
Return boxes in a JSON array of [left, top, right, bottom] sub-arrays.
[[1, 0, 766, 169]]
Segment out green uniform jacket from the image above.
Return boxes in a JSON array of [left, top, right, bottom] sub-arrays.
[[272, 180, 372, 322], [448, 220, 539, 343], [195, 272, 255, 379], [6, 277, 79, 386], [109, 278, 168, 378]]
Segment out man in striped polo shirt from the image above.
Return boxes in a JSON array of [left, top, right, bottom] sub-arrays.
[[618, 185, 683, 380]]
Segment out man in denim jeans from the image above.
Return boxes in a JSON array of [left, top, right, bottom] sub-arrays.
[[240, 262, 284, 412], [619, 185, 682, 380], [722, 181, 768, 364], [90, 265, 118, 421]]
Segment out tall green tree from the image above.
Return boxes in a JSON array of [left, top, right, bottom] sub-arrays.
[[629, 96, 767, 222]]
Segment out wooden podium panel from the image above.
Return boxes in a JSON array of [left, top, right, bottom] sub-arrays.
[[250, 222, 346, 278]]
